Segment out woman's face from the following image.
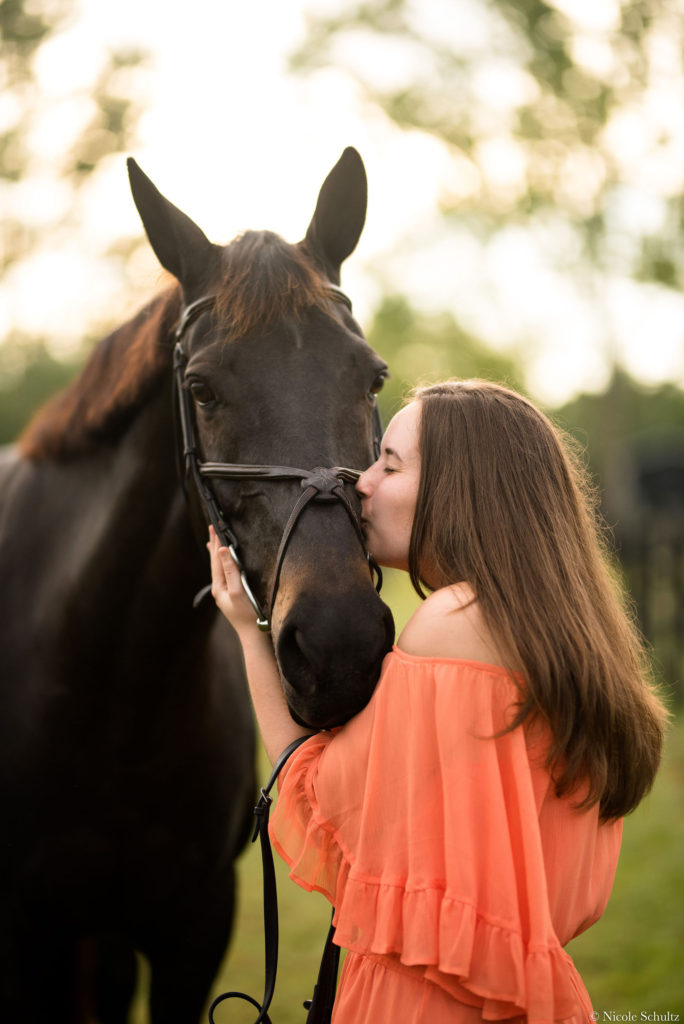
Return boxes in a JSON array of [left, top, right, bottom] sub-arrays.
[[355, 401, 421, 572]]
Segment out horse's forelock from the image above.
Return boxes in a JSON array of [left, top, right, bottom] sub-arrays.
[[214, 232, 332, 339]]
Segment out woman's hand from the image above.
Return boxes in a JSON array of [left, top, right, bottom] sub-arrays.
[[207, 526, 313, 764], [207, 525, 261, 639]]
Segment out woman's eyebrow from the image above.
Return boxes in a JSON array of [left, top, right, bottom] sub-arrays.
[[383, 446, 403, 462]]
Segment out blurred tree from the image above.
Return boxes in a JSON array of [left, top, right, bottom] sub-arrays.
[[0, 0, 151, 435], [291, 0, 684, 290], [558, 372, 684, 699], [368, 293, 525, 419], [557, 372, 684, 564], [0, 334, 80, 442], [0, 0, 149, 272]]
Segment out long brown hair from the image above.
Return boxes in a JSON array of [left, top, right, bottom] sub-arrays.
[[408, 379, 667, 820]]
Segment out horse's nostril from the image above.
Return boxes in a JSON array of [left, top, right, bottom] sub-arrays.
[[294, 629, 325, 677], [277, 624, 319, 696], [275, 591, 394, 728]]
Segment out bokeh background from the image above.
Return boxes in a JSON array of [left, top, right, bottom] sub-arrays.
[[1, 0, 682, 1018]]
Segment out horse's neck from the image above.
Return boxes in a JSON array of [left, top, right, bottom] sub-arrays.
[[92, 390, 207, 598], [74, 391, 190, 560], [25, 389, 209, 666]]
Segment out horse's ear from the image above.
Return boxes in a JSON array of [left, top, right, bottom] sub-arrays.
[[127, 158, 215, 293], [304, 147, 367, 284]]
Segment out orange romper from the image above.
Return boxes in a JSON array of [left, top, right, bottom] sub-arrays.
[[270, 647, 622, 1024]]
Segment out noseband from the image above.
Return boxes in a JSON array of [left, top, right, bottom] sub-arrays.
[[173, 286, 383, 632]]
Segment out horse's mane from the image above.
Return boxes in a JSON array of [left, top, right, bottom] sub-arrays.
[[19, 286, 182, 461], [19, 232, 332, 462]]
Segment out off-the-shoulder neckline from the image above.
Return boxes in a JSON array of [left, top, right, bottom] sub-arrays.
[[391, 643, 514, 676]]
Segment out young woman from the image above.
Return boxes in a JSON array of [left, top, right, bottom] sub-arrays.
[[208, 379, 667, 1023]]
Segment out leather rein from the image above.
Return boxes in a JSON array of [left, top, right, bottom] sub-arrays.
[[172, 285, 383, 631], [208, 735, 339, 1024]]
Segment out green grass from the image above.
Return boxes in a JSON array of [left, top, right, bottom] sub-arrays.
[[566, 715, 684, 1011]]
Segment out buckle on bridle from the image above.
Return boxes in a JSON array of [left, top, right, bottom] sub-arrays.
[[300, 467, 344, 503]]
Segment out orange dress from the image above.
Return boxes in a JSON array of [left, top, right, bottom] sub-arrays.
[[270, 647, 622, 1023]]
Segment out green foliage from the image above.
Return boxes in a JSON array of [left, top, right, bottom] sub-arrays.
[[555, 369, 684, 482], [368, 293, 526, 422], [68, 46, 149, 178], [291, 0, 683, 288], [0, 0, 69, 184], [0, 336, 81, 444], [0, 0, 68, 83], [0, 0, 149, 272], [553, 373, 684, 701]]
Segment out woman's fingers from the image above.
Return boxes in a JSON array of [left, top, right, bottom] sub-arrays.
[[220, 548, 242, 598], [208, 526, 236, 594], [207, 525, 227, 596], [207, 526, 257, 630]]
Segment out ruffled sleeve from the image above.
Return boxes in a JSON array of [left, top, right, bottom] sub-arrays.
[[270, 647, 622, 1023]]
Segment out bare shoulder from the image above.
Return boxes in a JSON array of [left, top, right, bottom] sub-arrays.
[[397, 583, 506, 667]]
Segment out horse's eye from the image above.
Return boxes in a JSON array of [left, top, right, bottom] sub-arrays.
[[188, 380, 216, 407], [368, 372, 387, 399]]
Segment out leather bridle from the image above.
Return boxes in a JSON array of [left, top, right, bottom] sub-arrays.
[[173, 285, 384, 632]]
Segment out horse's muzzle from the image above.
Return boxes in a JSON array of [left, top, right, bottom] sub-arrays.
[[275, 589, 394, 729]]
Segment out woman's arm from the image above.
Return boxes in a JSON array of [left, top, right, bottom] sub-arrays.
[[208, 526, 313, 765]]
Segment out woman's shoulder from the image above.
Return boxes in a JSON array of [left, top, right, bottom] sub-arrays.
[[397, 583, 507, 668]]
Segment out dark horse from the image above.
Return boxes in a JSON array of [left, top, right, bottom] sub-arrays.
[[0, 148, 394, 1023]]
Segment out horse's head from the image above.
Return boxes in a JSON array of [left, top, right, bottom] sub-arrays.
[[128, 149, 395, 728]]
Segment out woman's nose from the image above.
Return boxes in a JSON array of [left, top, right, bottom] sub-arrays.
[[355, 465, 373, 498]]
